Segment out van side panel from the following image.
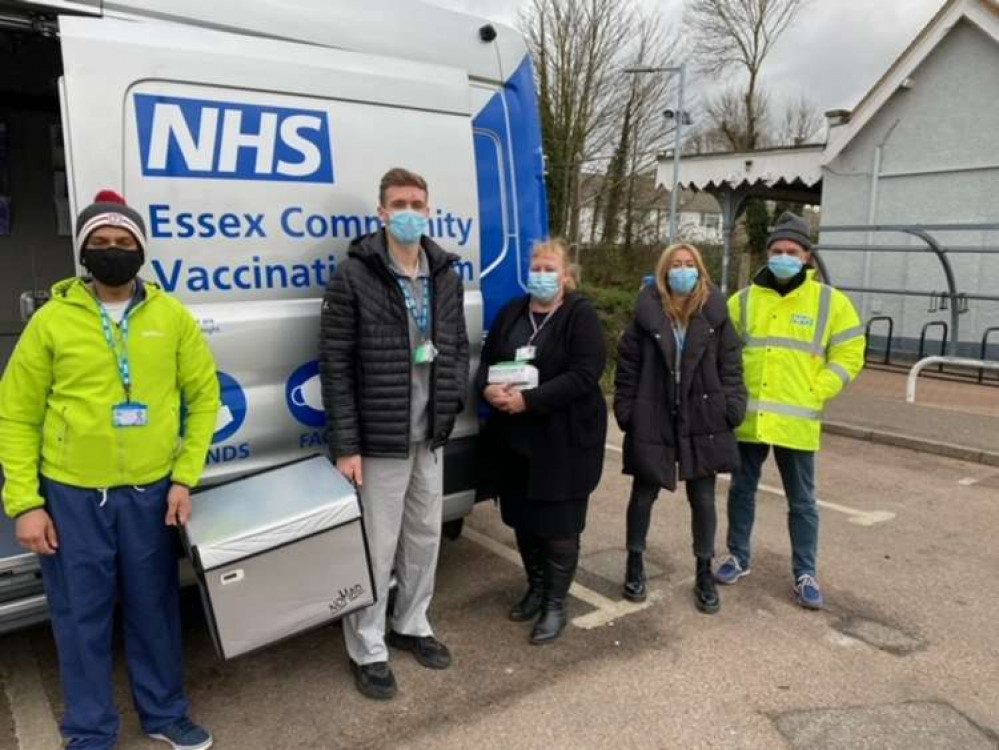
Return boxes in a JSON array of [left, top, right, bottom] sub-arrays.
[[58, 17, 483, 487]]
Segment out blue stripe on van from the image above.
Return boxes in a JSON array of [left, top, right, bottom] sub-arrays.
[[473, 55, 549, 329]]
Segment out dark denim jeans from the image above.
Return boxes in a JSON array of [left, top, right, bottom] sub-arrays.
[[626, 475, 717, 559], [726, 442, 818, 580]]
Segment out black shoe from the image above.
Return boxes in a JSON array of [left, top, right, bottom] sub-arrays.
[[350, 660, 397, 700], [694, 557, 720, 614], [386, 631, 452, 670], [510, 533, 545, 621], [623, 550, 647, 603], [530, 544, 579, 645]]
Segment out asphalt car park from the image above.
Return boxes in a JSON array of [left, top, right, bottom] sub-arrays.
[[2, 433, 998, 749]]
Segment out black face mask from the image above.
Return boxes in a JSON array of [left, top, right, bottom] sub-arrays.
[[81, 247, 144, 287]]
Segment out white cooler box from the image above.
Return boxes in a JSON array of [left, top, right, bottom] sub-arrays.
[[183, 455, 375, 660]]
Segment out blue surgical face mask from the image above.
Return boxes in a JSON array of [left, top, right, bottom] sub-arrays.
[[768, 254, 804, 281], [667, 267, 699, 296], [527, 271, 561, 302], [387, 210, 428, 245]]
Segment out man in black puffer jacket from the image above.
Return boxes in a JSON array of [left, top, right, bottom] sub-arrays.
[[319, 168, 468, 701]]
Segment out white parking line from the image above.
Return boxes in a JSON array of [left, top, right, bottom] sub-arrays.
[[605, 443, 896, 526], [0, 635, 62, 750], [463, 527, 654, 630], [754, 482, 896, 527]]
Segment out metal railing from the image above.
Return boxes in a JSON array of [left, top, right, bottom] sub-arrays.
[[861, 314, 999, 388], [907, 356, 999, 404], [814, 223, 999, 357]]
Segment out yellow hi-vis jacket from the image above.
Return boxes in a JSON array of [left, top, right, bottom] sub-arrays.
[[728, 269, 865, 452]]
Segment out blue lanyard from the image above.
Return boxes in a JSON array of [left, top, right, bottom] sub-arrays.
[[99, 304, 132, 400], [396, 276, 432, 340]]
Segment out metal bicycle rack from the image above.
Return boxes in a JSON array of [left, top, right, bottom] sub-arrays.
[[918, 321, 948, 372], [812, 223, 999, 386], [981, 327, 999, 384], [864, 316, 894, 366]]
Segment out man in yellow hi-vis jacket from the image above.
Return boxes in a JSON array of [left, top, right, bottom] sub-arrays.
[[714, 212, 865, 609]]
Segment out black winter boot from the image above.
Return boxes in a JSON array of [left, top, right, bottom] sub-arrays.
[[510, 533, 545, 622], [530, 543, 579, 645], [623, 551, 647, 602], [695, 557, 720, 614]]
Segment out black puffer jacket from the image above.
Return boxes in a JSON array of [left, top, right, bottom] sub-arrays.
[[319, 230, 469, 458], [614, 286, 746, 490]]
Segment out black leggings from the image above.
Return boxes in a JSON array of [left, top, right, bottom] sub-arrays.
[[626, 476, 717, 559]]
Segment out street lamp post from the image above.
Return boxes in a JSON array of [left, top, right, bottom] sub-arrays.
[[625, 63, 687, 245]]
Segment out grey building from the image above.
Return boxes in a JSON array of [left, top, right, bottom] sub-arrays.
[[821, 0, 999, 356]]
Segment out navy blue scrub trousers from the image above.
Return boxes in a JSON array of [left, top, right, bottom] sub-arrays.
[[38, 476, 188, 749]]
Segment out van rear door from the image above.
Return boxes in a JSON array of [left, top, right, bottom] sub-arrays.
[[57, 15, 482, 485]]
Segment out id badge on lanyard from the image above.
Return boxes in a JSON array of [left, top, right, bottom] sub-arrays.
[[399, 276, 436, 365], [100, 304, 149, 429], [519, 307, 556, 362], [515, 345, 536, 362]]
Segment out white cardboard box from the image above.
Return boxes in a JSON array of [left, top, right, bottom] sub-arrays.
[[487, 361, 539, 389]]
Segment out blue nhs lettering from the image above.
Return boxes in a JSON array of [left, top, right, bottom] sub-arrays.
[[134, 94, 335, 183]]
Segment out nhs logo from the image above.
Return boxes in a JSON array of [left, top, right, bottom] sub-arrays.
[[134, 94, 335, 183]]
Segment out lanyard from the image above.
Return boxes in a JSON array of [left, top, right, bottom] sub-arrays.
[[99, 304, 132, 400], [672, 325, 686, 355], [528, 305, 559, 346], [396, 275, 432, 340]]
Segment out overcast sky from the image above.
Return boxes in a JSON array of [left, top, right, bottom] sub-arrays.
[[426, 0, 946, 112]]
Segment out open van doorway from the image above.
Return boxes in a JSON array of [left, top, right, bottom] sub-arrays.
[[0, 24, 73, 369], [0, 21, 73, 630]]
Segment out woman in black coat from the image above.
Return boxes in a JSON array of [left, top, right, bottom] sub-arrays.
[[614, 243, 746, 613], [476, 239, 607, 644]]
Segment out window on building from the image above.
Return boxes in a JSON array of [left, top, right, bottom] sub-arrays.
[[701, 213, 721, 231]]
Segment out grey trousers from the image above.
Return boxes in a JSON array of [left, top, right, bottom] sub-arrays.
[[342, 441, 443, 665]]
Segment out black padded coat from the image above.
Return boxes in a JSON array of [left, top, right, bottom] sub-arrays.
[[613, 286, 746, 490], [319, 230, 469, 458]]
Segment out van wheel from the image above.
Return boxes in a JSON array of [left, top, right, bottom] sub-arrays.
[[442, 519, 464, 541]]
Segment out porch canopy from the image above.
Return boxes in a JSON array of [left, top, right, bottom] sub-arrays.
[[655, 144, 824, 292]]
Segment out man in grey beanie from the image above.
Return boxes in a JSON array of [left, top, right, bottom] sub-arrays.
[[716, 211, 865, 610]]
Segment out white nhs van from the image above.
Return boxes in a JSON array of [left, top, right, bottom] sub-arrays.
[[0, 0, 549, 631]]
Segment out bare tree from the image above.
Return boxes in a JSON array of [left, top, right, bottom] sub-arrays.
[[703, 85, 772, 150], [682, 129, 729, 155], [686, 0, 807, 150], [776, 94, 824, 146], [521, 0, 635, 240], [599, 14, 677, 247]]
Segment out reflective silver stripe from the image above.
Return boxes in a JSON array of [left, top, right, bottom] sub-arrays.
[[812, 284, 833, 354], [828, 325, 865, 348], [744, 336, 816, 354], [827, 362, 852, 386], [739, 288, 750, 342], [747, 399, 822, 421]]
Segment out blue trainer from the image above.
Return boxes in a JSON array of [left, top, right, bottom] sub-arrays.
[[795, 575, 825, 610], [148, 718, 213, 750], [714, 555, 750, 585]]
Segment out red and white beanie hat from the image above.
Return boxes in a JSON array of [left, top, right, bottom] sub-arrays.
[[74, 190, 147, 258]]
